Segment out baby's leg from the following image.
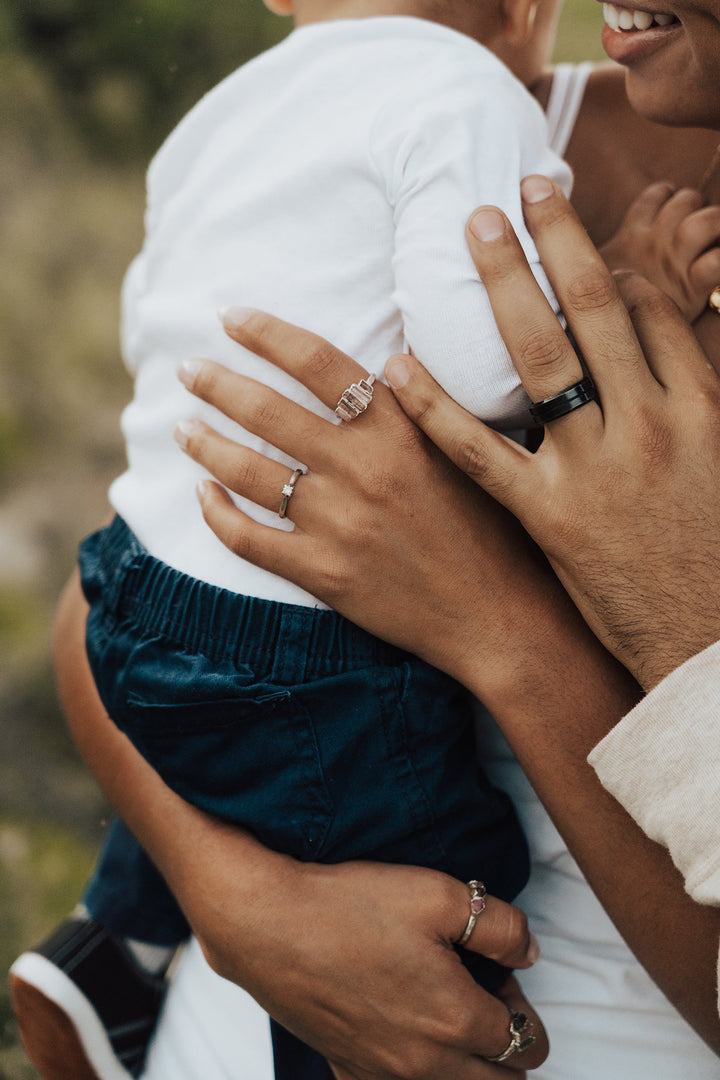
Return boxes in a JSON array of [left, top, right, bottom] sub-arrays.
[[10, 570, 187, 1080]]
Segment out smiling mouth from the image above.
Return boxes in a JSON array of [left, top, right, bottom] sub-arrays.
[[602, 3, 680, 30]]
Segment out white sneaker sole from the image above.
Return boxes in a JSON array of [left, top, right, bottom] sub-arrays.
[[10, 951, 135, 1080]]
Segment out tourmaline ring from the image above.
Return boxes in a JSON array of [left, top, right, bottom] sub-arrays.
[[278, 468, 304, 519], [335, 373, 376, 422], [457, 879, 487, 946], [485, 1009, 536, 1063]]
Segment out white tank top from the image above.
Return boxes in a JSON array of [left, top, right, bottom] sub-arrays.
[[546, 61, 594, 158]]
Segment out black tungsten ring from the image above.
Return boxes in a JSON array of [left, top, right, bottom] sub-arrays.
[[528, 376, 597, 425]]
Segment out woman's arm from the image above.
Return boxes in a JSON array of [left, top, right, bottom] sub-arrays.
[[53, 569, 547, 1079], [171, 313, 720, 1051]]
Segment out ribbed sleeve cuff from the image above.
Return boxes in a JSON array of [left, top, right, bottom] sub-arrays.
[[588, 638, 720, 906]]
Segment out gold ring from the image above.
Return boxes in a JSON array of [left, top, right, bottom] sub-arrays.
[[335, 374, 376, 422], [278, 468, 304, 519]]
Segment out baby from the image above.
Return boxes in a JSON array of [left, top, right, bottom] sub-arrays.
[[11, 0, 720, 1077]]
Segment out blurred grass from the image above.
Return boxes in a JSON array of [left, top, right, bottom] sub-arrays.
[[554, 1, 607, 61], [0, 2, 604, 1076]]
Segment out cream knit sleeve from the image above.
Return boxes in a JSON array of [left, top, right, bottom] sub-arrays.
[[589, 639, 720, 1013]]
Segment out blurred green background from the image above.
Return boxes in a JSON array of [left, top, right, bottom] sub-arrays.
[[0, 2, 603, 1076]]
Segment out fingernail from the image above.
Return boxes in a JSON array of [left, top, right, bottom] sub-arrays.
[[219, 305, 256, 332], [196, 479, 210, 499], [385, 357, 410, 389], [521, 175, 554, 204], [178, 359, 204, 388], [527, 932, 541, 965], [174, 419, 200, 449], [468, 209, 506, 242]]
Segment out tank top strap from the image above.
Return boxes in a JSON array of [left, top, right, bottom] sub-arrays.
[[545, 61, 595, 158]]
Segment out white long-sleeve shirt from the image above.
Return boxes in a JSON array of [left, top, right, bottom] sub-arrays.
[[110, 15, 570, 604]]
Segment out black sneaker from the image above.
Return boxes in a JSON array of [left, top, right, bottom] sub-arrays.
[[9, 917, 168, 1080]]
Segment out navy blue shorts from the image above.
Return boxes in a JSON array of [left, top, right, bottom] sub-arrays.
[[80, 516, 528, 1006]]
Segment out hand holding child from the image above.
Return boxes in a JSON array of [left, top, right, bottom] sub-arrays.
[[600, 181, 720, 321]]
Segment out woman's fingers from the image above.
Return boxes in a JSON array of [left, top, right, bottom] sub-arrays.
[[384, 353, 530, 512], [175, 419, 311, 519], [621, 180, 676, 229], [462, 981, 548, 1069], [459, 895, 538, 972], [196, 481, 325, 589], [690, 245, 720, 298], [613, 271, 717, 392], [675, 205, 720, 265], [179, 360, 332, 464], [220, 307, 392, 423]]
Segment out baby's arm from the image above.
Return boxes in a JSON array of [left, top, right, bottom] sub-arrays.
[[369, 56, 571, 428], [601, 182, 720, 322]]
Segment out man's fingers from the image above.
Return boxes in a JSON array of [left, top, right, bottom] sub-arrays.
[[219, 307, 391, 422], [516, 177, 658, 413], [384, 353, 529, 512], [465, 201, 587, 408]]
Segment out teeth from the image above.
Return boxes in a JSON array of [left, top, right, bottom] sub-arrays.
[[603, 2, 676, 30]]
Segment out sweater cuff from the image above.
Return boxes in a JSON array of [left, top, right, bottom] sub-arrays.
[[588, 639, 720, 905]]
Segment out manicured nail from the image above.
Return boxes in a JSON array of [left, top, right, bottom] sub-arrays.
[[219, 306, 256, 331], [178, 359, 204, 388], [196, 479, 210, 499], [527, 932, 541, 965], [174, 419, 200, 449], [521, 176, 554, 204], [385, 357, 410, 389], [468, 209, 506, 242]]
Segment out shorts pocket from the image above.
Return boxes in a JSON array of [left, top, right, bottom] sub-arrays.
[[112, 650, 335, 861]]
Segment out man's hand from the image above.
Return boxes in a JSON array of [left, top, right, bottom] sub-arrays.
[[383, 176, 720, 689]]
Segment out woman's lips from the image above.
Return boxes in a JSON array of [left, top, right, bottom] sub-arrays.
[[601, 2, 681, 62]]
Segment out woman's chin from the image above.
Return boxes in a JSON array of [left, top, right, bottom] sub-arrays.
[[623, 70, 720, 128]]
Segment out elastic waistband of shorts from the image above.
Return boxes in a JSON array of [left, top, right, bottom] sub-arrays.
[[80, 516, 416, 674]]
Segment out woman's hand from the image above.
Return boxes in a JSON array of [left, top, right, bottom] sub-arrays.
[[196, 853, 548, 1079], [175, 324, 597, 711], [380, 177, 720, 690], [54, 572, 547, 1079]]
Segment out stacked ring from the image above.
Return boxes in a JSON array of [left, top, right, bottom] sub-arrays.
[[457, 880, 487, 946], [335, 374, 376, 422]]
